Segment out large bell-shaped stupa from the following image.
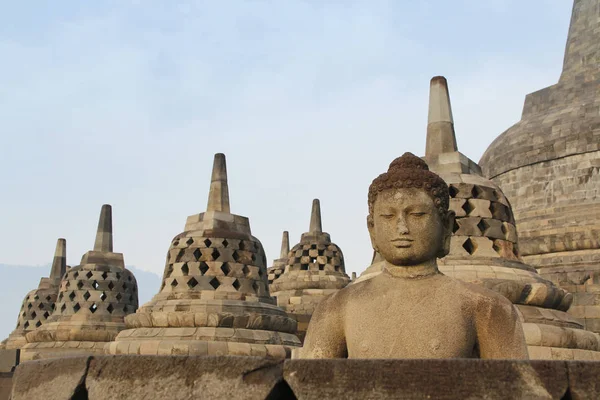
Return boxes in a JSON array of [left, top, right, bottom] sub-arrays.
[[107, 154, 300, 358]]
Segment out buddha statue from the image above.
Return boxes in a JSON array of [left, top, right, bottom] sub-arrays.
[[300, 153, 529, 359]]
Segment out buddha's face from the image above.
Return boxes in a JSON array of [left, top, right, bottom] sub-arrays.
[[368, 188, 454, 266]]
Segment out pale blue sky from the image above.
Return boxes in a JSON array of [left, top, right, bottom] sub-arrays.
[[0, 1, 572, 285]]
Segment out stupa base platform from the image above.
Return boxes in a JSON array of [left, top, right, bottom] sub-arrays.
[[20, 341, 108, 361], [9, 355, 600, 399]]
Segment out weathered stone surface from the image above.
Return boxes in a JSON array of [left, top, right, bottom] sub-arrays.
[[11, 356, 91, 400], [9, 355, 600, 399], [86, 355, 283, 400], [0, 373, 13, 400], [0, 350, 19, 373], [285, 359, 569, 400]]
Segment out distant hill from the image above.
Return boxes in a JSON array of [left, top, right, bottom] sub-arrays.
[[0, 263, 161, 341]]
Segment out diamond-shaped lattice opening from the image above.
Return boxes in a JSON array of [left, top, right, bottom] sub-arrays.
[[65, 281, 71, 288], [232, 279, 241, 290], [89, 303, 98, 313], [310, 257, 316, 263], [477, 219, 489, 234], [493, 241, 501, 254], [108, 281, 115, 290], [242, 265, 250, 276], [31, 311, 37, 319], [448, 185, 459, 198], [129, 295, 135, 302], [102, 271, 109, 280], [181, 263, 189, 276], [239, 241, 246, 251], [453, 220, 460, 233], [123, 305, 128, 313], [93, 281, 99, 290], [61, 304, 67, 312], [251, 253, 256, 262], [209, 277, 220, 290], [311, 244, 317, 249], [69, 291, 76, 301], [462, 201, 475, 215], [301, 264, 309, 271], [193, 248, 202, 261], [200, 262, 209, 275], [252, 281, 260, 293], [187, 277, 199, 289], [173, 240, 180, 247], [471, 185, 483, 199], [34, 294, 40, 301], [462, 238, 477, 255], [39, 303, 45, 309], [258, 267, 263, 277], [73, 272, 79, 279], [211, 249, 220, 260], [128, 276, 132, 282], [23, 321, 30, 329], [116, 293, 122, 301], [186, 238, 194, 245], [73, 303, 81, 312], [35, 321, 42, 328], [46, 295, 52, 302], [107, 304, 114, 314], [100, 292, 107, 301], [86, 271, 93, 279], [27, 303, 33, 309], [232, 251, 240, 262], [318, 264, 325, 271], [170, 279, 178, 288], [116, 272, 121, 280], [318, 249, 324, 256], [204, 238, 212, 248], [492, 190, 499, 201], [83, 291, 91, 301], [222, 239, 229, 248], [122, 283, 127, 290], [43, 311, 50, 319], [221, 262, 231, 276], [77, 281, 84, 289]]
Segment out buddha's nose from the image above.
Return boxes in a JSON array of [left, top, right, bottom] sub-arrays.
[[397, 216, 409, 234]]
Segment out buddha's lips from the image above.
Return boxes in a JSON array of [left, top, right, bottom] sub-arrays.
[[391, 238, 413, 247]]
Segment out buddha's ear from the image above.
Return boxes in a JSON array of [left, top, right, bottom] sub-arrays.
[[367, 215, 378, 251], [440, 210, 455, 258]]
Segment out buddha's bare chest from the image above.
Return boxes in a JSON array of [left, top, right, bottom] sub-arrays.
[[344, 290, 477, 359]]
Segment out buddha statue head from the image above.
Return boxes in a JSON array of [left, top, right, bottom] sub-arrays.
[[367, 152, 455, 266]]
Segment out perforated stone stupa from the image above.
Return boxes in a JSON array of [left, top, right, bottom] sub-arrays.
[[267, 231, 290, 286], [22, 204, 139, 360], [107, 153, 300, 358], [1, 239, 67, 350], [357, 76, 600, 360], [480, 0, 600, 334], [270, 199, 350, 342]]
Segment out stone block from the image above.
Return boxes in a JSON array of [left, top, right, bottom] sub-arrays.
[[566, 361, 600, 399], [11, 356, 91, 400], [0, 350, 19, 373], [85, 355, 284, 400], [283, 359, 569, 399]]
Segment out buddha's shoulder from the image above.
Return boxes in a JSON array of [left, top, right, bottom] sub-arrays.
[[449, 276, 515, 310]]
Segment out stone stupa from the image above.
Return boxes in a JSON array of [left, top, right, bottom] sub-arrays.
[[480, 0, 600, 335], [22, 204, 139, 360], [2, 239, 67, 350], [356, 76, 600, 360], [270, 199, 350, 341], [107, 153, 301, 358], [267, 231, 290, 286]]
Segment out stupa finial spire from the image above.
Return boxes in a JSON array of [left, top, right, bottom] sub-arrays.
[[561, 0, 600, 79], [94, 204, 113, 252], [206, 153, 231, 213], [50, 238, 67, 282], [280, 231, 290, 259], [425, 76, 458, 159], [309, 199, 322, 233]]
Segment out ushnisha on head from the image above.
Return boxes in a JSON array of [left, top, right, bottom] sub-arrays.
[[367, 152, 455, 266]]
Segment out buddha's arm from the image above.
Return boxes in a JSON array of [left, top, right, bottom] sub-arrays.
[[299, 292, 347, 359], [474, 296, 529, 359]]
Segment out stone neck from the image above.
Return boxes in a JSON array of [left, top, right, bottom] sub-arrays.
[[382, 260, 441, 279]]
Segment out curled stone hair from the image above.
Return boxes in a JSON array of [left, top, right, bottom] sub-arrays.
[[368, 152, 450, 216]]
